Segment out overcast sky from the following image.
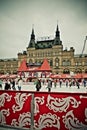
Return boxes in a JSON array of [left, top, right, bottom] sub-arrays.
[[0, 0, 87, 59]]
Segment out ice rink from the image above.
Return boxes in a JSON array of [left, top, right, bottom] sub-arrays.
[[1, 81, 87, 93]]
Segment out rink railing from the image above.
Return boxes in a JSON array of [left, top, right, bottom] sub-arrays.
[[0, 90, 87, 130]]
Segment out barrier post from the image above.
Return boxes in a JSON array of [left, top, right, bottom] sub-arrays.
[[30, 93, 34, 130]]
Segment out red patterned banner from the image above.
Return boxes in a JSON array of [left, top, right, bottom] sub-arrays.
[[34, 93, 87, 130], [0, 91, 32, 129], [0, 91, 87, 130]]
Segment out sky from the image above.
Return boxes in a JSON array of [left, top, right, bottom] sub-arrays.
[[0, 0, 87, 59]]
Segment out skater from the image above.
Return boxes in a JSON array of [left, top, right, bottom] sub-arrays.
[[65, 79, 69, 87], [35, 79, 41, 91], [11, 79, 16, 90], [0, 79, 2, 90], [4, 80, 11, 90], [17, 78, 23, 90], [59, 79, 62, 88], [76, 80, 80, 89], [47, 79, 52, 92], [54, 80, 57, 88]]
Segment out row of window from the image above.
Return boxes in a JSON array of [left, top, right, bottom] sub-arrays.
[[63, 69, 87, 74], [28, 59, 87, 67], [0, 70, 17, 74], [0, 64, 17, 68], [28, 51, 61, 57]]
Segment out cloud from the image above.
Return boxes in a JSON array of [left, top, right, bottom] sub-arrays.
[[0, 0, 87, 58]]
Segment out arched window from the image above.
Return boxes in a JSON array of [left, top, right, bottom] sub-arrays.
[[29, 59, 33, 64], [50, 59, 53, 66], [85, 69, 87, 73], [75, 61, 82, 66], [0, 70, 4, 74], [55, 58, 59, 67], [62, 60, 66, 66], [67, 60, 71, 66], [62, 60, 71, 66], [75, 69, 82, 73], [63, 69, 70, 74], [85, 61, 87, 66]]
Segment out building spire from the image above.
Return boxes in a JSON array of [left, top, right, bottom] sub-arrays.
[[56, 21, 60, 38], [32, 24, 34, 36], [54, 22, 62, 45], [28, 25, 35, 48], [57, 20, 59, 31], [31, 24, 35, 40]]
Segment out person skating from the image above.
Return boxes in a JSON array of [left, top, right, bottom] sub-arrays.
[[35, 79, 41, 91]]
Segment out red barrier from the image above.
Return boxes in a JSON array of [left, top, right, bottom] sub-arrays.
[[0, 91, 87, 130], [0, 91, 32, 129]]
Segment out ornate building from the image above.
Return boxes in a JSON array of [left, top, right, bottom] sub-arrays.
[[0, 24, 87, 74], [0, 58, 18, 74]]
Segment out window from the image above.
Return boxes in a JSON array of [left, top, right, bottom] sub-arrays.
[[62, 60, 71, 66], [55, 58, 59, 67], [85, 69, 87, 73], [75, 61, 82, 66], [75, 69, 82, 73], [63, 69, 70, 74], [50, 60, 53, 66], [85, 61, 87, 66]]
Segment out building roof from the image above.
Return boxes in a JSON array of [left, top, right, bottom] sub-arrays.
[[18, 59, 28, 72], [18, 58, 51, 72], [39, 58, 51, 71]]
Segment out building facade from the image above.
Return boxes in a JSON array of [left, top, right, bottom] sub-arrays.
[[0, 24, 87, 74], [0, 58, 18, 74]]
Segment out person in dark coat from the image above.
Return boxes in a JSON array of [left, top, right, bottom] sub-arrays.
[[47, 79, 52, 92], [11, 79, 16, 90], [5, 80, 11, 90], [76, 80, 80, 89], [36, 79, 41, 91]]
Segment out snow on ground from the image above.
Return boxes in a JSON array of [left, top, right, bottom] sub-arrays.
[[1, 82, 87, 93]]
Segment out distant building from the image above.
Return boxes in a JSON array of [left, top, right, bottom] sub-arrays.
[[0, 24, 87, 74], [0, 58, 18, 74]]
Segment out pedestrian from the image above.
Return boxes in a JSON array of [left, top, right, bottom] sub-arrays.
[[35, 79, 41, 91], [11, 79, 16, 90], [59, 79, 62, 88], [54, 80, 57, 88], [0, 79, 3, 90], [47, 79, 52, 92], [4, 80, 11, 90], [69, 80, 72, 87], [83, 79, 86, 87], [65, 79, 69, 87], [76, 80, 80, 89], [17, 78, 23, 90]]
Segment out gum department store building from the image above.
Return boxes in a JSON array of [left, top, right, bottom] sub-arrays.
[[0, 24, 87, 75]]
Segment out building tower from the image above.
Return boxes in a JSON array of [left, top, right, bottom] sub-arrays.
[[54, 24, 62, 45], [28, 27, 35, 48]]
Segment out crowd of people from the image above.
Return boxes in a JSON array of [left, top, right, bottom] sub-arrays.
[[0, 77, 23, 91], [0, 77, 87, 92], [35, 78, 87, 92]]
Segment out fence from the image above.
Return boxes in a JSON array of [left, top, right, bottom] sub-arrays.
[[0, 90, 87, 130]]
